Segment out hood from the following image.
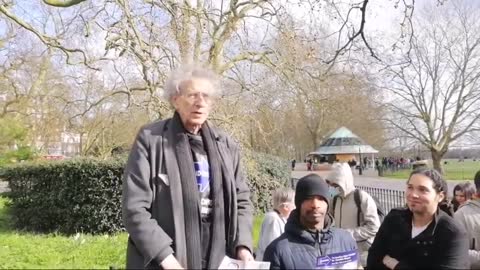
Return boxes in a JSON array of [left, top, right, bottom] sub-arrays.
[[284, 209, 333, 245], [326, 162, 356, 197]]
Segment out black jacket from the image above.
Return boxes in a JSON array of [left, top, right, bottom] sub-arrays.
[[367, 207, 469, 269], [264, 210, 358, 269]]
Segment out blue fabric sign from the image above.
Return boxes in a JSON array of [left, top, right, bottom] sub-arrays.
[[194, 159, 210, 193]]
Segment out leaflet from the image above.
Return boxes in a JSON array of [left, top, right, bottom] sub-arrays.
[[316, 250, 359, 269], [218, 256, 270, 270]]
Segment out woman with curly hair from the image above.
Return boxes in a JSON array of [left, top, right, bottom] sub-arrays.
[[367, 168, 469, 269]]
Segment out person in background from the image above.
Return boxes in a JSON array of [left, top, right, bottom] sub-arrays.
[[367, 168, 469, 269], [436, 181, 455, 217], [256, 188, 295, 261], [307, 158, 313, 171], [326, 162, 380, 268], [122, 64, 254, 269], [452, 182, 476, 212], [454, 170, 480, 269], [263, 174, 358, 269]]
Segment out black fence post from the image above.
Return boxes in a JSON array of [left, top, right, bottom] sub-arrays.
[[356, 185, 405, 214]]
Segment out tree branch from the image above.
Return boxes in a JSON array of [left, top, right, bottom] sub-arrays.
[[42, 0, 87, 8], [324, 0, 380, 67], [0, 4, 97, 70]]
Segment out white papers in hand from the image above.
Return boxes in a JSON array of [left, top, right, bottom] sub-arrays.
[[218, 256, 270, 269]]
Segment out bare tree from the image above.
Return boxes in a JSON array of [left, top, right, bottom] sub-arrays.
[[2, 0, 399, 160], [2, 0, 449, 75], [380, 1, 480, 173], [0, 48, 74, 153], [1, 0, 283, 130], [226, 14, 387, 159]]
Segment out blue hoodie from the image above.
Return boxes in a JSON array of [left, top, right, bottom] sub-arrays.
[[263, 209, 358, 269]]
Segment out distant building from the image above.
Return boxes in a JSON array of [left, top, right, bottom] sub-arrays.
[[35, 130, 82, 158], [308, 126, 378, 165]]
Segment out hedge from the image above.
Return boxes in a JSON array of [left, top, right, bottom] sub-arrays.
[[243, 150, 290, 213], [0, 152, 289, 235], [0, 159, 124, 234]]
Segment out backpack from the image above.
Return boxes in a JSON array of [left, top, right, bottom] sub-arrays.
[[332, 189, 385, 226]]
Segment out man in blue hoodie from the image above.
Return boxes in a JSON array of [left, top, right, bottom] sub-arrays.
[[263, 173, 358, 269]]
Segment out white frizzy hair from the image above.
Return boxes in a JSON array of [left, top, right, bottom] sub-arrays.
[[163, 63, 221, 101], [272, 187, 295, 210]]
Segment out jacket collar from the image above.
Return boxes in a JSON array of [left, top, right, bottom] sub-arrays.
[[165, 111, 222, 141], [404, 207, 447, 237]]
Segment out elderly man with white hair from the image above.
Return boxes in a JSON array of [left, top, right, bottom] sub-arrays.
[[122, 64, 254, 269], [256, 187, 295, 261]]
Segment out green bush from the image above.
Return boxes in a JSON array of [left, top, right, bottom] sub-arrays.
[[0, 146, 37, 167], [1, 159, 124, 235], [243, 151, 290, 214], [0, 150, 289, 234]]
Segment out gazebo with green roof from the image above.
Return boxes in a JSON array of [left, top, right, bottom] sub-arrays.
[[308, 127, 378, 165]]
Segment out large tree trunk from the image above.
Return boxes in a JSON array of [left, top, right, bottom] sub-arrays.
[[431, 150, 444, 175]]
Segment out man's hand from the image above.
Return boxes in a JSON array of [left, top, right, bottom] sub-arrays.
[[382, 255, 399, 270], [236, 246, 254, 261], [160, 254, 184, 269]]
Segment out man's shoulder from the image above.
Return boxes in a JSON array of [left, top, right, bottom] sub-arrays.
[[457, 199, 480, 213], [453, 202, 478, 223], [207, 123, 241, 152], [329, 227, 355, 241], [388, 207, 409, 215], [261, 212, 283, 227], [264, 233, 290, 253], [437, 211, 468, 235], [329, 227, 350, 234], [264, 211, 280, 219], [356, 189, 377, 203], [139, 118, 170, 134], [380, 207, 408, 223], [209, 124, 239, 145]]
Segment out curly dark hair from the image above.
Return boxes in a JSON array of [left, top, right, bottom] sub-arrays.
[[408, 168, 447, 195], [408, 168, 452, 215]]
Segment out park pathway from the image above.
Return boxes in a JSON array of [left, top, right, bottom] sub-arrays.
[[0, 162, 472, 195], [292, 162, 471, 192]]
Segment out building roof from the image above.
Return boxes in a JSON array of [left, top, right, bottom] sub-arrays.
[[310, 127, 379, 155]]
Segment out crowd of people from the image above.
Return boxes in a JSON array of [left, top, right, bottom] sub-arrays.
[[121, 64, 479, 269], [260, 168, 480, 269], [345, 156, 416, 172], [377, 157, 416, 171]]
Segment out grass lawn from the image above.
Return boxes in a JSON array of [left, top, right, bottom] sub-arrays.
[[0, 196, 128, 269], [383, 159, 480, 181], [0, 195, 264, 268], [253, 214, 264, 249]]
